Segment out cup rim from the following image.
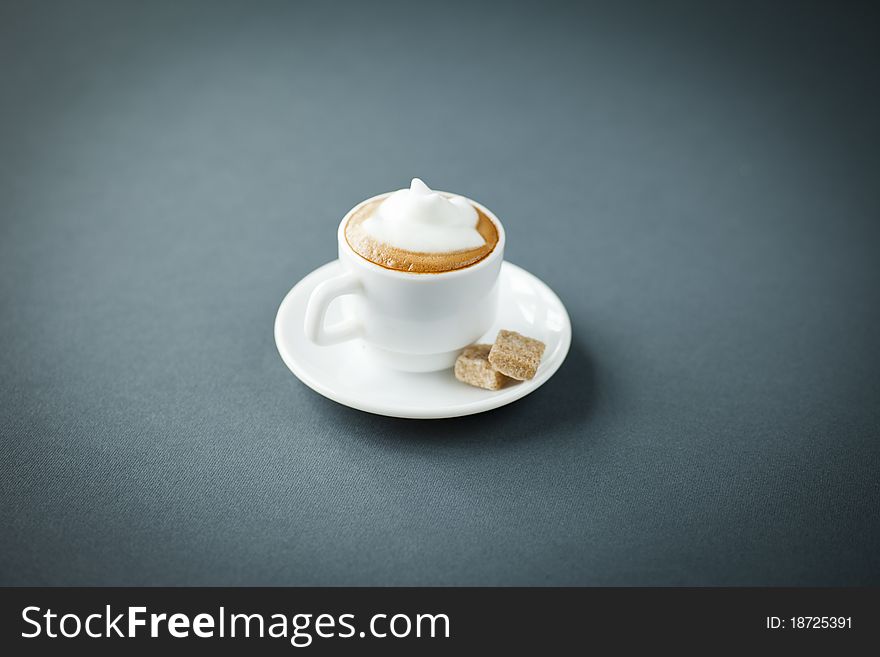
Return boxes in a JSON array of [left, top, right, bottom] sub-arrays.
[[335, 190, 506, 280]]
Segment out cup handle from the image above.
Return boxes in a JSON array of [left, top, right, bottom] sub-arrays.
[[303, 270, 364, 346]]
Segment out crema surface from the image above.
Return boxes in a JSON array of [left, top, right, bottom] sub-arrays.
[[345, 198, 499, 273]]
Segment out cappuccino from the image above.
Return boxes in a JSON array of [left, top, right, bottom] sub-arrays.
[[344, 178, 500, 274]]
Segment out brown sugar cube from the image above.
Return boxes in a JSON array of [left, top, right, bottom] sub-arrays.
[[488, 330, 545, 381], [454, 344, 508, 390]]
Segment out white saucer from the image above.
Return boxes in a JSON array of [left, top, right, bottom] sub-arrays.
[[274, 261, 571, 419]]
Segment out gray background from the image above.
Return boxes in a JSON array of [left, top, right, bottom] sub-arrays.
[[1, 0, 878, 585]]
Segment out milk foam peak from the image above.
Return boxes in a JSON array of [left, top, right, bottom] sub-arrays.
[[361, 178, 485, 253]]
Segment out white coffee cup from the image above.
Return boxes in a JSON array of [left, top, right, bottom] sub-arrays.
[[304, 191, 505, 372]]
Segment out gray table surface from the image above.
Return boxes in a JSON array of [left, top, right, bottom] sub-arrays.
[[2, 0, 878, 586]]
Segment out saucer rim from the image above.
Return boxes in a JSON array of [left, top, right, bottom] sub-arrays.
[[274, 260, 571, 419]]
